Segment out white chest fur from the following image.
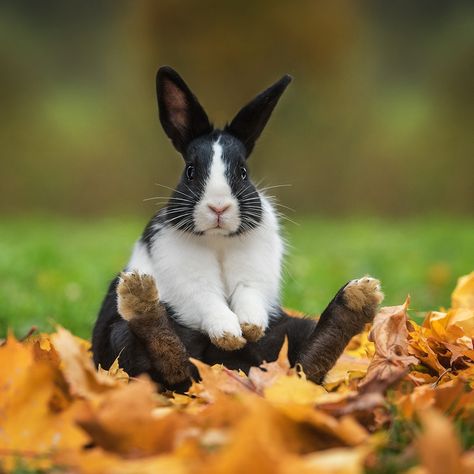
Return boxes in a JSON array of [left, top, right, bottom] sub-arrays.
[[126, 197, 283, 340]]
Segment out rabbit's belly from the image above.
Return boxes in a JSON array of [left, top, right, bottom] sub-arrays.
[[127, 225, 282, 335]]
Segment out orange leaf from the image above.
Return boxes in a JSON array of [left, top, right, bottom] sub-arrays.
[[51, 327, 119, 399], [417, 409, 463, 474]]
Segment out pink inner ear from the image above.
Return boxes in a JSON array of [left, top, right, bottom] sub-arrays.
[[164, 81, 188, 132]]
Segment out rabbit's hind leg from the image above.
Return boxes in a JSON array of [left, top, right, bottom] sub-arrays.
[[117, 271, 191, 387], [298, 277, 384, 384]]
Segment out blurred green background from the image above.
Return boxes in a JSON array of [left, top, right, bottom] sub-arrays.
[[0, 1, 473, 338]]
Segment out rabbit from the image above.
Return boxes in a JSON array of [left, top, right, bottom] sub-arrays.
[[92, 66, 384, 391], [121, 66, 291, 350]]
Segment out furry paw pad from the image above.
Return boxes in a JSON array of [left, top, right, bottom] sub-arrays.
[[117, 271, 159, 321], [211, 332, 247, 351], [240, 323, 265, 342], [343, 276, 384, 317]]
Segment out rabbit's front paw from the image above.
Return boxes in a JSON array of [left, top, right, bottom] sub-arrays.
[[342, 276, 384, 322], [208, 318, 246, 351], [240, 323, 265, 342], [234, 304, 268, 342], [117, 271, 159, 321]]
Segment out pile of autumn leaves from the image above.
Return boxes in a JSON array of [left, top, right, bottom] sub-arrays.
[[1, 275, 474, 473]]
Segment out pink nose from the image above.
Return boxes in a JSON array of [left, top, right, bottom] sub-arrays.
[[208, 204, 230, 215]]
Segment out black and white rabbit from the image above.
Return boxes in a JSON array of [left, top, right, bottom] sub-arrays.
[[92, 67, 384, 390], [121, 66, 290, 350]]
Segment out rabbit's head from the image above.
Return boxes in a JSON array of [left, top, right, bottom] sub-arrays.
[[156, 66, 291, 236]]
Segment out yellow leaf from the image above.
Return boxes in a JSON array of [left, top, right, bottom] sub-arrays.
[[97, 355, 130, 384], [264, 374, 327, 405], [324, 354, 370, 391], [452, 271, 474, 310], [0, 334, 87, 471]]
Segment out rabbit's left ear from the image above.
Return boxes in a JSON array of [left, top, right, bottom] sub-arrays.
[[156, 66, 213, 154], [226, 74, 292, 156]]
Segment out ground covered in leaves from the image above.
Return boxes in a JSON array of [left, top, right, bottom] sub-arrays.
[[1, 273, 474, 473]]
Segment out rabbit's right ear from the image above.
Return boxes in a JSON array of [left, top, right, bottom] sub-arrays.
[[226, 74, 292, 156], [156, 66, 213, 154]]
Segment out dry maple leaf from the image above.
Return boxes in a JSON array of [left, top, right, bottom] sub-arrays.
[[409, 305, 474, 378], [188, 358, 256, 401], [359, 297, 418, 390], [247, 336, 292, 393]]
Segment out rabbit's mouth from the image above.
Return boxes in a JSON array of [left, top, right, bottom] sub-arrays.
[[202, 216, 239, 235], [193, 199, 241, 235]]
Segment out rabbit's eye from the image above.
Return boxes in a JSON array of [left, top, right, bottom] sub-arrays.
[[240, 167, 247, 180], [186, 165, 195, 180]]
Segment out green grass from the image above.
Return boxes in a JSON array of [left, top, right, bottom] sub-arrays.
[[0, 215, 473, 339]]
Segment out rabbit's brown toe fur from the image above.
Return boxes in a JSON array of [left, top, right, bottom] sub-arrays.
[[241, 323, 265, 342], [343, 276, 384, 318], [117, 272, 159, 321], [211, 332, 247, 351]]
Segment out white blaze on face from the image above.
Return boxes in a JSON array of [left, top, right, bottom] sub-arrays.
[[194, 139, 241, 234]]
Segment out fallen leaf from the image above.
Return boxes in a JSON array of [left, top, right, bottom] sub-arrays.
[[359, 298, 418, 390], [417, 409, 463, 474], [264, 373, 327, 405], [248, 337, 292, 393], [452, 271, 474, 310], [76, 376, 185, 457], [0, 334, 87, 471], [51, 327, 118, 399]]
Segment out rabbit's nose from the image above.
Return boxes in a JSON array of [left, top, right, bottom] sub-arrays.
[[208, 204, 230, 215]]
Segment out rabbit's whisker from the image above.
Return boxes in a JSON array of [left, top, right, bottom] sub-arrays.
[[155, 183, 197, 200], [144, 196, 194, 204], [258, 184, 292, 192]]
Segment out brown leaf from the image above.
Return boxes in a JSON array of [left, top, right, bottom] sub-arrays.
[[188, 358, 255, 401], [359, 298, 418, 390], [248, 336, 292, 393]]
